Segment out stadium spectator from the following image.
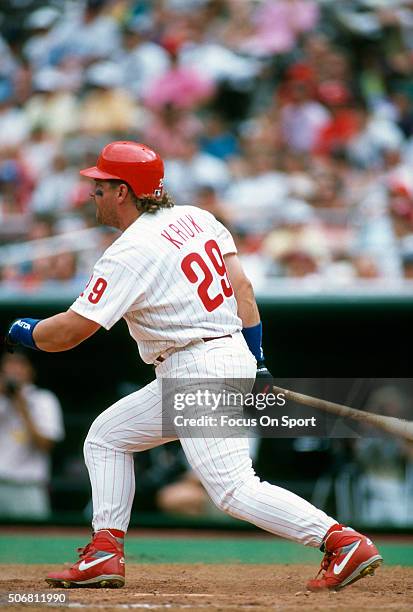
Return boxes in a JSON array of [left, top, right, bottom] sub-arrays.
[[22, 6, 61, 70], [0, 351, 64, 519], [263, 199, 330, 280], [115, 19, 170, 99], [238, 0, 320, 57], [24, 67, 80, 137], [142, 104, 203, 159], [353, 385, 413, 526], [29, 153, 78, 214], [280, 80, 330, 153], [224, 146, 289, 231], [0, 147, 33, 219], [79, 61, 141, 135], [313, 82, 361, 157], [199, 113, 239, 160], [144, 36, 215, 110], [193, 185, 232, 226], [21, 126, 60, 180], [0, 94, 30, 148], [165, 138, 230, 204]]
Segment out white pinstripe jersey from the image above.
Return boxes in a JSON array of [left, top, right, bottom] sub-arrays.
[[70, 205, 242, 363]]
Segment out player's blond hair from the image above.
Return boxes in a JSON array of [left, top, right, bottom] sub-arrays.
[[136, 193, 175, 214], [108, 180, 174, 213]]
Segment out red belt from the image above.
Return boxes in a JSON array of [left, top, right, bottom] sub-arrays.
[[155, 334, 232, 364]]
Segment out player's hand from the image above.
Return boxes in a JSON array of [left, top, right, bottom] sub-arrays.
[[253, 360, 273, 395], [256, 360, 273, 379]]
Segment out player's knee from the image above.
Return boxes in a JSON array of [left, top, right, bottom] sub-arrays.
[[83, 429, 97, 459], [84, 414, 107, 450], [212, 473, 260, 516], [212, 489, 235, 514], [83, 429, 108, 463]]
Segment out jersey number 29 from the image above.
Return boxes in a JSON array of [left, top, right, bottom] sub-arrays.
[[80, 277, 108, 304], [181, 239, 233, 312]]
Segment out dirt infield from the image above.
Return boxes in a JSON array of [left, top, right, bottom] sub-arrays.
[[0, 564, 412, 611]]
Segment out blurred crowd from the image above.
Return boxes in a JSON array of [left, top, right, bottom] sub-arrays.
[[2, 0, 413, 292]]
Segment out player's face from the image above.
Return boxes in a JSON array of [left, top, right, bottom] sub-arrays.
[[91, 181, 119, 228]]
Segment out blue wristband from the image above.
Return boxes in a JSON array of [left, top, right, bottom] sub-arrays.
[[242, 322, 264, 362], [7, 318, 41, 350]]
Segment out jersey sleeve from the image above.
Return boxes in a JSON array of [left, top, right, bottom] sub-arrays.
[[215, 218, 237, 255], [199, 209, 237, 256], [70, 256, 142, 330]]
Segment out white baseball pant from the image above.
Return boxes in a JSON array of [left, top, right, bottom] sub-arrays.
[[84, 332, 336, 546]]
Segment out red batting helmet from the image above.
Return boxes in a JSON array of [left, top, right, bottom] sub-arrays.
[[80, 141, 164, 198]]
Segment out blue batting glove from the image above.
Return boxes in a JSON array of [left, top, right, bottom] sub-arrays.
[[5, 318, 41, 352]]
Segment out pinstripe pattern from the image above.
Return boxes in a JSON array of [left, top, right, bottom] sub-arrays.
[[84, 379, 173, 532], [78, 205, 336, 545], [71, 206, 242, 365], [85, 333, 336, 545]]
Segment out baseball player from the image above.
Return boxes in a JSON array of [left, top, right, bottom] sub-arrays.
[[6, 141, 382, 591]]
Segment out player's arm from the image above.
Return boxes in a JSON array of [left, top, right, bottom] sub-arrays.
[[224, 253, 260, 327], [5, 310, 101, 353], [224, 253, 272, 381]]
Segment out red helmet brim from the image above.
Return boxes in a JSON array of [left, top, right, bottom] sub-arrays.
[[79, 166, 122, 181]]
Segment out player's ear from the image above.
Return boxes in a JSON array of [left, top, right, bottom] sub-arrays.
[[117, 183, 130, 200]]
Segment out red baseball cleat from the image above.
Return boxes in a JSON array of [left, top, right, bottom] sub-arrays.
[[46, 530, 125, 588], [307, 524, 383, 591]]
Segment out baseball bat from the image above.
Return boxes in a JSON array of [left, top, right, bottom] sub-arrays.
[[272, 385, 413, 442]]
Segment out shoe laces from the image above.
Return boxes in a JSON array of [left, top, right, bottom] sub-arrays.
[[314, 550, 336, 579], [76, 542, 94, 560]]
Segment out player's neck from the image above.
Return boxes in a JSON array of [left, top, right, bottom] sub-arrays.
[[118, 209, 143, 232]]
